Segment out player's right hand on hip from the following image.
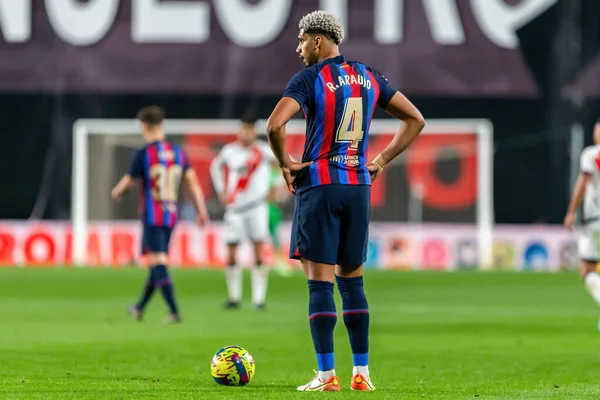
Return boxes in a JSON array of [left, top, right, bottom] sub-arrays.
[[282, 161, 313, 194]]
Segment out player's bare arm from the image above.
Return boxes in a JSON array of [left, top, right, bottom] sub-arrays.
[[111, 174, 136, 201], [565, 172, 591, 231], [184, 168, 210, 227], [266, 162, 278, 202], [366, 92, 425, 181], [209, 151, 228, 204], [266, 98, 313, 194]]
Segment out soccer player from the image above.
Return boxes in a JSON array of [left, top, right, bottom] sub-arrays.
[[266, 11, 425, 391], [111, 106, 210, 323], [565, 118, 600, 330], [210, 115, 275, 310]]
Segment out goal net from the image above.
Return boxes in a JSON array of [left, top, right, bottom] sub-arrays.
[[71, 119, 493, 269]]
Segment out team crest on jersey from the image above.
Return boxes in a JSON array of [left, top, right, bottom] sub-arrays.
[[159, 150, 174, 161]]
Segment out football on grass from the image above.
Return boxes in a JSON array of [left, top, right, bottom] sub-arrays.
[[210, 345, 255, 386]]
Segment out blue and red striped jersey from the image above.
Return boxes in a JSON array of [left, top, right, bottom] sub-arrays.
[[283, 55, 397, 194], [129, 140, 190, 228]]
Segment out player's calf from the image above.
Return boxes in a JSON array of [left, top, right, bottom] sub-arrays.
[[224, 263, 242, 309], [251, 257, 269, 309], [580, 260, 600, 331], [153, 263, 180, 318], [224, 244, 242, 308], [132, 269, 156, 319], [145, 251, 181, 319], [305, 277, 338, 386], [336, 274, 372, 388], [582, 261, 600, 304]]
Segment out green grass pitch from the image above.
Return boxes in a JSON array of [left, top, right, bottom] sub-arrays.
[[1, 268, 600, 399]]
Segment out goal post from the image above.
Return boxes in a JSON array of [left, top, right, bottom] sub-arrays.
[[71, 118, 494, 268]]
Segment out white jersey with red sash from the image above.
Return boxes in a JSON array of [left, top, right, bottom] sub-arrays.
[[210, 140, 276, 211]]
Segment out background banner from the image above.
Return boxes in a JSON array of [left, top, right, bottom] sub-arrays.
[[0, 221, 577, 271], [0, 0, 562, 96]]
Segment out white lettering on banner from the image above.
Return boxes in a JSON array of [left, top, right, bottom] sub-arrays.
[[374, 0, 402, 44], [0, 222, 579, 270], [421, 0, 465, 45], [320, 0, 347, 39], [46, 0, 119, 46], [0, 0, 559, 49], [471, 0, 558, 49], [132, 0, 209, 43], [0, 0, 31, 42], [213, 0, 293, 47]]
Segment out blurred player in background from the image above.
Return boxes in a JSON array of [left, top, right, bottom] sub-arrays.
[[267, 164, 293, 275], [565, 118, 600, 330], [111, 106, 210, 323], [267, 11, 425, 392], [210, 115, 276, 310]]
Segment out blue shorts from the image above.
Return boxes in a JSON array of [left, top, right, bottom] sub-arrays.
[[289, 184, 370, 266], [141, 225, 173, 254]]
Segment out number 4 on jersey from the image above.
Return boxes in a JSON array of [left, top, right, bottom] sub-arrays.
[[336, 97, 364, 150]]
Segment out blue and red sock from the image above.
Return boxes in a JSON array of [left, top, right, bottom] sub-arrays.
[[135, 271, 155, 310], [153, 264, 179, 315], [337, 275, 369, 367], [308, 280, 337, 371]]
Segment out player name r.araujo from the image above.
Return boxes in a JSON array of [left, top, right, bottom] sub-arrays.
[[326, 74, 372, 93]]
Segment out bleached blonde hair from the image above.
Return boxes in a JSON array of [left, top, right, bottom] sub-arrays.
[[298, 10, 344, 45]]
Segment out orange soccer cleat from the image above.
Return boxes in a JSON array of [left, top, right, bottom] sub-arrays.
[[297, 371, 341, 392], [351, 373, 376, 391]]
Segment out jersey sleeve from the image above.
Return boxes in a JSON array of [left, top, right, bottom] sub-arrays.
[[371, 69, 398, 108], [580, 149, 596, 175], [282, 70, 313, 108], [128, 148, 145, 178]]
